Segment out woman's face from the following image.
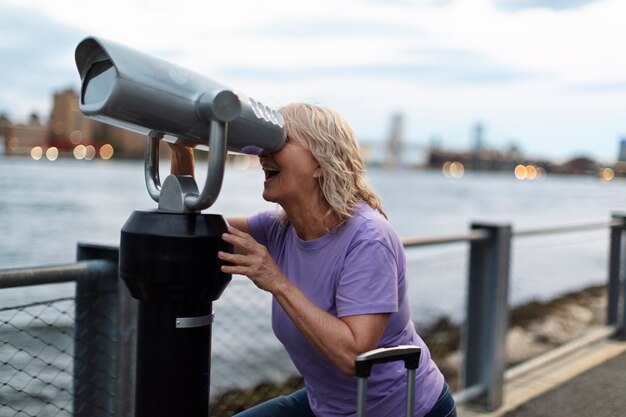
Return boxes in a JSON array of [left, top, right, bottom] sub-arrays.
[[259, 136, 321, 207]]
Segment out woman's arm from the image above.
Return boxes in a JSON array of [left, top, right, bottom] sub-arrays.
[[226, 217, 250, 234], [168, 145, 252, 236], [168, 143, 195, 177], [272, 282, 389, 376], [218, 226, 389, 376]]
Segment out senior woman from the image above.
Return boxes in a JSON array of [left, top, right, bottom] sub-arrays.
[[170, 103, 456, 417]]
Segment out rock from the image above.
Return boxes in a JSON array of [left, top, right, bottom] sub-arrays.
[[530, 305, 593, 345], [506, 326, 549, 364], [565, 304, 594, 324]]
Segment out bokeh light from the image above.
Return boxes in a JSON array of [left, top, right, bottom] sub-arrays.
[[99, 144, 114, 160], [442, 161, 465, 179], [30, 146, 43, 160], [46, 147, 59, 161], [515, 164, 546, 181], [74, 144, 86, 159], [599, 167, 615, 182], [69, 130, 83, 145], [84, 145, 96, 160]]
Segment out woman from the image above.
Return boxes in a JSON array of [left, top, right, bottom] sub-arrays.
[[170, 103, 456, 417]]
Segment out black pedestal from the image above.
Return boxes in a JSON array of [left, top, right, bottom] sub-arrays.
[[119, 210, 231, 417]]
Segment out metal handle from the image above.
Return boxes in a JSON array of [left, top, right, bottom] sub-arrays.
[[144, 131, 163, 203], [355, 345, 421, 377], [184, 120, 227, 211], [142, 120, 228, 212], [355, 345, 421, 417]]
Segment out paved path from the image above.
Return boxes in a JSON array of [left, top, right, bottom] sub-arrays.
[[503, 349, 626, 417], [456, 331, 626, 417]]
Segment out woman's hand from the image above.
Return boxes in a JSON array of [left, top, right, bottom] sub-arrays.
[[218, 226, 287, 293], [219, 226, 390, 376]]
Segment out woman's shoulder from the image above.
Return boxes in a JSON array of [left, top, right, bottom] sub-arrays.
[[250, 209, 283, 225], [248, 209, 288, 244], [351, 201, 390, 226], [345, 202, 398, 241]]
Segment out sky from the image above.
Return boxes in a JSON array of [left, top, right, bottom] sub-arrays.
[[1, 0, 625, 163]]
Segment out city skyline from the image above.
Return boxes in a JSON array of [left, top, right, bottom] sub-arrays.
[[2, 87, 622, 181], [1, 0, 625, 163]]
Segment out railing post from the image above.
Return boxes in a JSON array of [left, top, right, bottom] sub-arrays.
[[607, 215, 625, 331], [73, 243, 124, 417], [116, 270, 139, 417], [463, 223, 512, 410]]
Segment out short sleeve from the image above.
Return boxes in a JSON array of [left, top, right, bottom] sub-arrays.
[[247, 210, 276, 247], [336, 239, 398, 317]]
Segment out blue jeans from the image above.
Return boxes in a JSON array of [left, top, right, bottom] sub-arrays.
[[233, 388, 314, 417], [424, 383, 457, 417], [233, 383, 456, 417]]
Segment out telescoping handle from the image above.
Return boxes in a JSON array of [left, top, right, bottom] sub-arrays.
[[355, 345, 421, 417]]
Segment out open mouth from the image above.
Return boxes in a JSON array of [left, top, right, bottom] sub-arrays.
[[263, 166, 280, 181]]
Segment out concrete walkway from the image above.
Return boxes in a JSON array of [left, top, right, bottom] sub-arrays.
[[456, 329, 626, 417]]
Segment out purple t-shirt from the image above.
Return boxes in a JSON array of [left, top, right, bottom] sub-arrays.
[[248, 203, 444, 417]]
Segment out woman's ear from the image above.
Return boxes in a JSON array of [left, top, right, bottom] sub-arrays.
[[313, 166, 322, 178]]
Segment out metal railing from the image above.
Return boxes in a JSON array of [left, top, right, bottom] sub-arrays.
[[0, 244, 135, 417], [1, 217, 625, 415], [400, 216, 626, 409]]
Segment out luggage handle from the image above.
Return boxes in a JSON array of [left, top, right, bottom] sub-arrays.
[[355, 346, 421, 417], [355, 345, 421, 378]]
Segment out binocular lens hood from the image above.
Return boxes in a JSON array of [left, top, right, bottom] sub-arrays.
[[75, 36, 286, 155]]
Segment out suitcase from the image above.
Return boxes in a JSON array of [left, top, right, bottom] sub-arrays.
[[355, 345, 421, 417]]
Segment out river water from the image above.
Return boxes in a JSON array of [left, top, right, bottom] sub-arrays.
[[1, 154, 625, 403], [2, 155, 624, 266], [1, 154, 625, 311]]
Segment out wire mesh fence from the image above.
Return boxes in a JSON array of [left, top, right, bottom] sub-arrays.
[[506, 228, 611, 366], [404, 244, 468, 391], [0, 281, 118, 417], [0, 222, 621, 416], [1, 294, 75, 417], [210, 281, 299, 416]]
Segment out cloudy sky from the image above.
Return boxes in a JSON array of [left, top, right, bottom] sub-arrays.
[[1, 0, 625, 163]]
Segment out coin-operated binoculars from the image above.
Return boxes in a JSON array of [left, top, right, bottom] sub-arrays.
[[75, 36, 285, 417]]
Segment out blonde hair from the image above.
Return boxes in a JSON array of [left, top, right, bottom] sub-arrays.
[[278, 103, 386, 226]]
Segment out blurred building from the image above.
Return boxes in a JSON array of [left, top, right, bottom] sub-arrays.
[[613, 136, 626, 177], [558, 156, 599, 175], [49, 88, 145, 157], [385, 112, 404, 168], [472, 122, 484, 152], [618, 137, 626, 162], [471, 122, 488, 171], [1, 88, 146, 158], [0, 113, 48, 156], [49, 89, 96, 152]]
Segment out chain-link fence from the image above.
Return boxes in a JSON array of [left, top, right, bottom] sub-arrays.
[[1, 221, 623, 416], [0, 255, 121, 417], [506, 228, 611, 365], [404, 244, 468, 391], [0, 280, 119, 417], [1, 295, 75, 417], [210, 281, 299, 415]]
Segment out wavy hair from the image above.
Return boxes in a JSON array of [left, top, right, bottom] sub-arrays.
[[278, 103, 386, 226]]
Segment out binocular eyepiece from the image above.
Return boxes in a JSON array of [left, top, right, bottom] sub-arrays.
[[74, 36, 286, 211]]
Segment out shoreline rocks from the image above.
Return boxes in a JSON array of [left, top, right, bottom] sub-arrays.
[[433, 285, 607, 389]]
